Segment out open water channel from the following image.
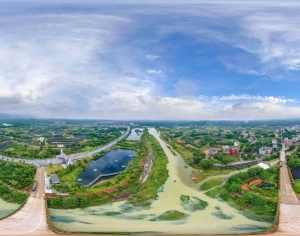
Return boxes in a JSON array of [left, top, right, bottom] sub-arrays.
[[49, 128, 272, 234]]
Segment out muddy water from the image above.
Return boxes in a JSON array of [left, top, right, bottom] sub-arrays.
[[49, 128, 271, 234], [0, 198, 20, 219]]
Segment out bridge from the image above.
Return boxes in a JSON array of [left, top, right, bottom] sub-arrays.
[[277, 143, 300, 234], [84, 171, 123, 187]]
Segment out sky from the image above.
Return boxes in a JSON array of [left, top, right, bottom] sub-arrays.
[[2, 1, 300, 120]]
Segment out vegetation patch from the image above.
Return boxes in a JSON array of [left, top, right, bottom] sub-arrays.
[[151, 210, 185, 221], [50, 215, 77, 223], [194, 169, 232, 183], [0, 182, 28, 204], [180, 195, 208, 211], [103, 211, 122, 216], [212, 210, 234, 220], [293, 179, 300, 194], [0, 161, 36, 189], [200, 177, 223, 190], [206, 166, 278, 222]]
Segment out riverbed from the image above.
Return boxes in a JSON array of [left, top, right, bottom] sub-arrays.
[[0, 197, 20, 219], [49, 128, 271, 234]]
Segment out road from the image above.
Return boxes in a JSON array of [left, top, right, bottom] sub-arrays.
[[0, 167, 53, 235], [0, 126, 130, 167], [277, 143, 300, 234]]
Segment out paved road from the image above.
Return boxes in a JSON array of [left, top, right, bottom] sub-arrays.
[[0, 167, 53, 235], [277, 144, 300, 234], [0, 126, 130, 167]]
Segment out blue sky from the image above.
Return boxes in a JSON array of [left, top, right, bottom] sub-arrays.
[[1, 1, 300, 120]]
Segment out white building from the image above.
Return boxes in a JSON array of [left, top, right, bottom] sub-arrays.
[[234, 141, 240, 147], [259, 147, 273, 156], [222, 145, 230, 152]]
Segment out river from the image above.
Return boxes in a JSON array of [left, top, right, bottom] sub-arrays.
[[48, 128, 271, 234], [0, 198, 20, 219]]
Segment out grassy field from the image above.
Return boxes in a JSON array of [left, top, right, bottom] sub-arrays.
[[46, 164, 64, 175], [293, 179, 300, 194], [151, 210, 185, 221], [200, 177, 223, 190]]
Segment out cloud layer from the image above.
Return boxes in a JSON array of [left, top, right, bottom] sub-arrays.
[[1, 3, 300, 120]]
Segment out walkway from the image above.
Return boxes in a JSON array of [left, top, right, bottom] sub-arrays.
[[277, 146, 300, 234], [0, 167, 53, 235]]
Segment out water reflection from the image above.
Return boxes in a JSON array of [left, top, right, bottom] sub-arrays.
[[126, 128, 144, 141], [77, 149, 136, 186]]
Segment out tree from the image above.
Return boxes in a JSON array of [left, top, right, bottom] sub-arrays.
[[201, 160, 214, 170]]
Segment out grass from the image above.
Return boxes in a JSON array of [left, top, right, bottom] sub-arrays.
[[151, 210, 185, 221], [194, 169, 232, 183], [200, 177, 223, 190], [128, 131, 169, 205], [46, 164, 63, 175], [293, 179, 300, 194]]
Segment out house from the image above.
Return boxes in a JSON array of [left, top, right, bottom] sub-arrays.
[[284, 139, 293, 147], [222, 145, 230, 152], [209, 149, 218, 157], [229, 147, 238, 156], [259, 147, 273, 156], [50, 174, 60, 184], [292, 137, 299, 143], [272, 139, 278, 148], [234, 141, 240, 147]]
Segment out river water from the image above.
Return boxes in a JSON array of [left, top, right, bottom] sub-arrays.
[[0, 198, 20, 219], [49, 128, 271, 234], [126, 128, 144, 141]]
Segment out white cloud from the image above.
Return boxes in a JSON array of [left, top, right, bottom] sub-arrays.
[[1, 5, 300, 120], [145, 54, 160, 61], [146, 69, 162, 74], [218, 94, 296, 104]]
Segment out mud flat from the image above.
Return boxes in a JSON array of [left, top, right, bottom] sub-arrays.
[[0, 198, 20, 219], [49, 128, 271, 234]]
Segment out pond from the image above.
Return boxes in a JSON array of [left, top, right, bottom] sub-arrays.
[[291, 167, 300, 180], [0, 197, 20, 219], [77, 149, 136, 186], [49, 129, 271, 234], [126, 128, 144, 141]]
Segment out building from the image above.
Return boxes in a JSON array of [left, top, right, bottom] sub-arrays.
[[234, 141, 240, 147], [209, 149, 218, 157], [222, 145, 230, 152], [229, 147, 238, 156], [284, 139, 293, 147], [272, 139, 278, 148], [259, 147, 273, 156], [50, 174, 60, 184]]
